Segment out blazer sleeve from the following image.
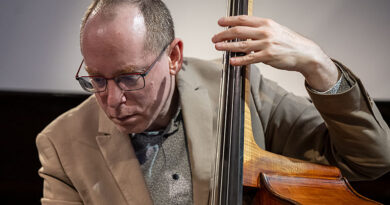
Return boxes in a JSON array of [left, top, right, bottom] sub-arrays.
[[258, 61, 390, 181], [36, 133, 83, 205]]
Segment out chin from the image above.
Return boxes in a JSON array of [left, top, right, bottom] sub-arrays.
[[114, 122, 148, 134]]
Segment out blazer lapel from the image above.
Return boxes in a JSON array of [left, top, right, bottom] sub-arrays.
[[96, 109, 153, 205], [177, 63, 216, 205]]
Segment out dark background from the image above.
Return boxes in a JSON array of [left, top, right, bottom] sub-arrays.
[[0, 91, 389, 204]]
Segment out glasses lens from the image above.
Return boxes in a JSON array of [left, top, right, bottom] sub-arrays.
[[77, 76, 106, 93], [117, 75, 145, 91]]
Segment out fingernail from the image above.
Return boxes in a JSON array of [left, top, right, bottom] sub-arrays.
[[211, 36, 217, 43], [218, 17, 225, 24]]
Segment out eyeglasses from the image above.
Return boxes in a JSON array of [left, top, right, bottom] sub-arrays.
[[75, 44, 169, 93]]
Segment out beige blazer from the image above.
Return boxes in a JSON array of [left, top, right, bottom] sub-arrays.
[[36, 58, 390, 205]]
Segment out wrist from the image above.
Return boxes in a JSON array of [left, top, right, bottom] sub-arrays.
[[301, 56, 340, 92]]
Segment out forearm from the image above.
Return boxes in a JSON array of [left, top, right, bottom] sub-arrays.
[[307, 62, 390, 180]]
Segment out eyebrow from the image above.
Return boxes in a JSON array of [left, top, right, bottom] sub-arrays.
[[84, 65, 146, 76], [120, 65, 145, 74]]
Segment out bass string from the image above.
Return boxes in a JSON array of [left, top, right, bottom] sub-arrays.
[[224, 0, 241, 199], [218, 0, 245, 201], [218, 0, 233, 198]]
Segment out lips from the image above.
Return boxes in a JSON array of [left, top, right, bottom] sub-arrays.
[[110, 114, 136, 124], [117, 115, 132, 121]]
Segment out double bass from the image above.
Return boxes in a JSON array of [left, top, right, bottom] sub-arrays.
[[210, 0, 382, 204]]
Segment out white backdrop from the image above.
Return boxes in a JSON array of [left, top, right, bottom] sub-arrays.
[[1, 0, 389, 100]]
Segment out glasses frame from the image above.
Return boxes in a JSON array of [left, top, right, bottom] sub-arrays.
[[75, 44, 169, 93]]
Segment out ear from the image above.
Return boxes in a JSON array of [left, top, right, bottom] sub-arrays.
[[168, 38, 184, 75]]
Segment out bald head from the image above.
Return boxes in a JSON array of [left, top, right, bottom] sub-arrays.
[[80, 0, 175, 55], [82, 4, 146, 59]]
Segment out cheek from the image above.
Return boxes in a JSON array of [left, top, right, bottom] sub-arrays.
[[125, 65, 171, 111], [145, 69, 170, 101], [95, 93, 106, 108], [140, 81, 159, 105], [123, 82, 157, 108]]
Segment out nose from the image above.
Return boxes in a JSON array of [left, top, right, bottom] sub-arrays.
[[105, 80, 125, 108]]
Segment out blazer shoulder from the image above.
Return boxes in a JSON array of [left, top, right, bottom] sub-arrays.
[[183, 57, 222, 71], [181, 57, 222, 83], [38, 95, 100, 144]]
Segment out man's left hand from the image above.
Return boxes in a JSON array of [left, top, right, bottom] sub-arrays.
[[211, 15, 339, 92]]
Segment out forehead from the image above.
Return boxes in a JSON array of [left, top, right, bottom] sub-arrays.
[[81, 4, 150, 76]]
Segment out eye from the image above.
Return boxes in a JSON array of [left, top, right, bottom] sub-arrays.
[[118, 75, 140, 85], [91, 77, 106, 88], [117, 74, 143, 90], [79, 77, 94, 89]]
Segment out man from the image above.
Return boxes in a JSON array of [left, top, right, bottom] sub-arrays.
[[36, 0, 390, 204]]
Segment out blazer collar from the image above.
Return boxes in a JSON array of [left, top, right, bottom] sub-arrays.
[[96, 108, 153, 205]]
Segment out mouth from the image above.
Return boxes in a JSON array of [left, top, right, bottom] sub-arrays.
[[111, 114, 136, 124]]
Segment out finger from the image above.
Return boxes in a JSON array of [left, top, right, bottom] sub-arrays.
[[218, 15, 272, 28], [215, 40, 270, 53], [212, 26, 270, 43], [229, 51, 272, 66]]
